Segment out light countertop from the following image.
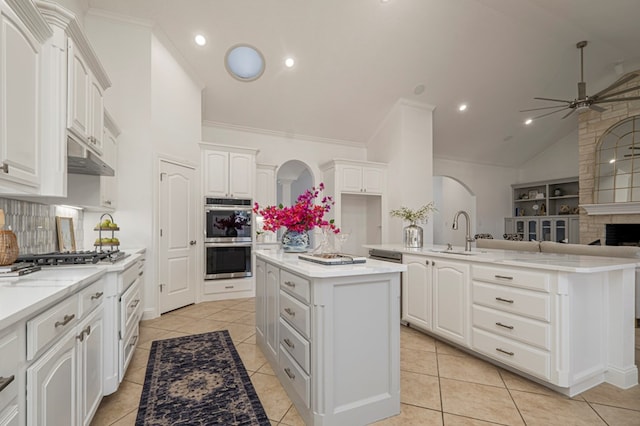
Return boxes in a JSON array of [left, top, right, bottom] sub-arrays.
[[365, 244, 640, 273], [256, 250, 406, 278]]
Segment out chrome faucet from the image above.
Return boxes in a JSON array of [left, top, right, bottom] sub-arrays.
[[452, 210, 475, 251]]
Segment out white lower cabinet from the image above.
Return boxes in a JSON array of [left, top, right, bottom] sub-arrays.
[[402, 256, 469, 346], [25, 276, 106, 426], [0, 327, 20, 426], [264, 263, 280, 362]]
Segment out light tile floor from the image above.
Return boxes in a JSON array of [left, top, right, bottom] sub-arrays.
[[91, 298, 640, 425]]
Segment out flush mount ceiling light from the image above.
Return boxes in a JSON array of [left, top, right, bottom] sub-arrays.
[[225, 44, 265, 82], [194, 34, 206, 46], [285, 57, 295, 68]]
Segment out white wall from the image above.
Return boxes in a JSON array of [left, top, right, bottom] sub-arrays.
[[201, 125, 367, 185], [367, 99, 434, 244], [516, 130, 579, 182], [433, 158, 516, 240]]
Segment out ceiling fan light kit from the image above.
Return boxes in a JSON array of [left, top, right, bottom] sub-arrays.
[[521, 41, 640, 122]]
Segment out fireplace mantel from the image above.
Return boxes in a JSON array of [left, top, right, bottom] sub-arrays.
[[581, 202, 640, 215]]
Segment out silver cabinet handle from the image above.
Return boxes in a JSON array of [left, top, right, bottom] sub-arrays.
[[130, 299, 140, 309], [496, 348, 514, 356], [84, 325, 91, 336], [225, 285, 234, 289], [494, 275, 513, 280], [283, 280, 296, 288], [55, 314, 75, 328], [76, 325, 91, 342], [283, 338, 295, 349], [0, 375, 15, 393], [129, 335, 139, 348], [284, 367, 295, 380], [138, 271, 144, 276], [190, 240, 197, 245], [284, 308, 295, 317], [104, 200, 112, 205], [496, 322, 514, 330], [495, 297, 514, 304], [91, 291, 104, 300]]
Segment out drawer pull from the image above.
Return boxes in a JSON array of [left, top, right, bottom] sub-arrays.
[[0, 375, 15, 393], [76, 325, 91, 342], [495, 297, 514, 304], [55, 314, 75, 328], [130, 299, 140, 309], [129, 335, 139, 348], [138, 271, 144, 276], [494, 275, 513, 280], [284, 308, 296, 317], [495, 322, 514, 330], [496, 348, 514, 356], [283, 338, 295, 349], [91, 291, 104, 300], [284, 280, 296, 288], [225, 286, 234, 289], [284, 367, 296, 380]]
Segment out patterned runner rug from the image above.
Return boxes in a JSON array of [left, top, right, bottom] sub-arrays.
[[136, 330, 270, 425]]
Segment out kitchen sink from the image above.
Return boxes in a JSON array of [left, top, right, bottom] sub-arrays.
[[430, 249, 484, 256]]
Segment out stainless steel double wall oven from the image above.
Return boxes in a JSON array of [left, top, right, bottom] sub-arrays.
[[204, 197, 253, 280]]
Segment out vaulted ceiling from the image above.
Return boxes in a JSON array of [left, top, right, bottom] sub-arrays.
[[87, 0, 640, 167]]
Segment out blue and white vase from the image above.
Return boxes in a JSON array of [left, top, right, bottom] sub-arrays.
[[282, 229, 310, 252]]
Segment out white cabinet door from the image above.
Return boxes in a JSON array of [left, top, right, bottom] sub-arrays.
[[228, 152, 253, 198], [100, 126, 117, 209], [78, 308, 103, 426], [204, 151, 229, 197], [265, 263, 279, 361], [362, 167, 384, 194], [432, 259, 469, 346], [67, 38, 90, 142], [0, 4, 41, 188], [402, 255, 432, 330], [340, 165, 363, 193], [255, 164, 276, 208], [26, 332, 77, 426], [255, 259, 266, 341], [89, 78, 103, 154]]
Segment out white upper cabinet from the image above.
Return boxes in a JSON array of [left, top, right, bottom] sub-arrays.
[[255, 164, 277, 208], [0, 0, 51, 193], [333, 160, 386, 194], [67, 37, 104, 155], [202, 144, 257, 199]]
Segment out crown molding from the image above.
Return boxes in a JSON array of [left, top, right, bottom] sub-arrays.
[[6, 0, 52, 43]]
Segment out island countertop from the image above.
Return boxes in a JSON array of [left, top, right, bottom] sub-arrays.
[[255, 249, 406, 277], [364, 244, 639, 273]]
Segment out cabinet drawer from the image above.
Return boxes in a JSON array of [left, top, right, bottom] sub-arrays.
[[120, 323, 139, 380], [472, 305, 550, 350], [472, 281, 550, 322], [279, 345, 310, 409], [280, 269, 310, 304], [472, 264, 550, 292], [204, 279, 253, 294], [27, 295, 79, 360], [279, 318, 310, 373], [279, 290, 311, 339], [0, 331, 18, 413], [121, 278, 142, 334], [79, 278, 105, 317], [472, 328, 550, 380], [121, 262, 139, 293]]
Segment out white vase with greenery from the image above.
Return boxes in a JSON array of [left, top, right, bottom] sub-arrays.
[[390, 202, 436, 248]]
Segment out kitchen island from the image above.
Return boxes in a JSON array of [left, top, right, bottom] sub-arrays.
[[367, 244, 639, 397], [255, 250, 406, 426]]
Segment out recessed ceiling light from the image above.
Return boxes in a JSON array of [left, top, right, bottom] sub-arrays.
[[194, 34, 206, 46], [609, 158, 616, 164], [381, 0, 390, 3], [458, 104, 468, 112], [285, 57, 295, 68], [524, 118, 533, 125]]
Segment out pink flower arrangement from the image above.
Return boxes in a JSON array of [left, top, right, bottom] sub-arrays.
[[253, 183, 340, 234]]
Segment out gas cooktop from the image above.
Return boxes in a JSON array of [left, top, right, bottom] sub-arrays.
[[16, 250, 129, 266]]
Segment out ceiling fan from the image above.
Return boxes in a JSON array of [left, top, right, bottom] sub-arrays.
[[521, 41, 640, 121]]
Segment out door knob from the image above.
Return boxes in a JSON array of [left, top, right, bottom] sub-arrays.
[[189, 240, 197, 245]]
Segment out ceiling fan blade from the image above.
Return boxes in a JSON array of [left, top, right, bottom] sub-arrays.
[[561, 109, 576, 119], [589, 104, 606, 113], [594, 96, 640, 104], [591, 73, 639, 99], [595, 85, 640, 100], [534, 97, 572, 103], [530, 107, 571, 121], [520, 105, 568, 112]]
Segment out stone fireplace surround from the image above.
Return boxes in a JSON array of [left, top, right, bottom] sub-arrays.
[[578, 71, 640, 244]]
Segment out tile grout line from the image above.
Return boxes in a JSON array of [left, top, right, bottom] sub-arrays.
[[497, 369, 528, 425]]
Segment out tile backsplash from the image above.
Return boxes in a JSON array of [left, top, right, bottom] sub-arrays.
[[0, 198, 84, 254]]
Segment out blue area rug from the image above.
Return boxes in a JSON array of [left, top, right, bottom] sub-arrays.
[[136, 330, 270, 425]]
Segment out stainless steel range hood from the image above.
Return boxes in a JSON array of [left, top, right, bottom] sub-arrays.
[[67, 137, 114, 176]]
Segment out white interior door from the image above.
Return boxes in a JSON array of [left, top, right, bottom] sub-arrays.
[[159, 160, 197, 313]]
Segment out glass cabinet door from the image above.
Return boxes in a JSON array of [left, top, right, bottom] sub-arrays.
[[515, 219, 525, 240], [527, 219, 538, 241], [554, 219, 567, 243], [541, 219, 552, 241]]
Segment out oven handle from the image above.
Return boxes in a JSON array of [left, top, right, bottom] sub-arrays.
[[204, 242, 253, 248], [205, 206, 253, 212]]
